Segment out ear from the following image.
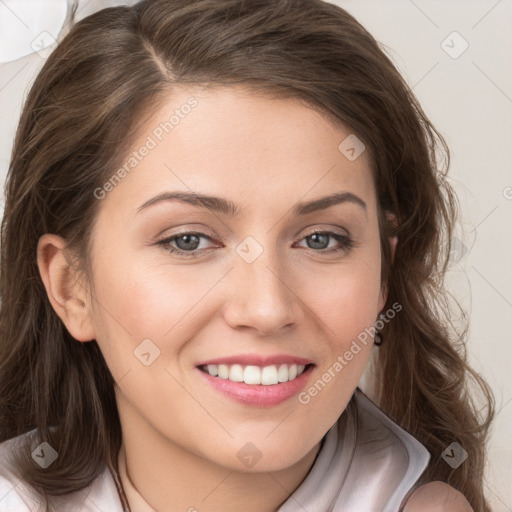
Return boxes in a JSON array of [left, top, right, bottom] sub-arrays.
[[378, 211, 398, 311], [37, 234, 96, 342]]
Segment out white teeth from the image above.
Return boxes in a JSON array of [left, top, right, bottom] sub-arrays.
[[207, 364, 218, 376], [218, 364, 229, 379], [277, 364, 289, 382], [243, 365, 261, 385], [228, 364, 244, 382], [261, 365, 278, 385], [203, 363, 308, 385]]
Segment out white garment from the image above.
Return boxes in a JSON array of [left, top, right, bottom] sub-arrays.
[[0, 388, 430, 511]]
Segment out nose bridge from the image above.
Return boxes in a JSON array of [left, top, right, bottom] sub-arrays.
[[224, 235, 298, 334]]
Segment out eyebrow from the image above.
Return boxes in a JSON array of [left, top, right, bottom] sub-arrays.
[[135, 191, 367, 217]]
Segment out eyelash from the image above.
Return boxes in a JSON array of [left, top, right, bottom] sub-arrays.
[[156, 229, 357, 258]]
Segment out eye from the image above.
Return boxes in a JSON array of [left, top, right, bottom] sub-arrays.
[[155, 229, 357, 258], [294, 230, 355, 254], [156, 232, 217, 257]]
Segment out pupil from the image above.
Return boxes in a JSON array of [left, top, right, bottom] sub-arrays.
[[308, 233, 329, 249], [176, 234, 200, 250]]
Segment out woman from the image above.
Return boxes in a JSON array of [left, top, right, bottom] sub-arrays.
[[0, 0, 494, 510]]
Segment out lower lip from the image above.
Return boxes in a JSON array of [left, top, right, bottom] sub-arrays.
[[197, 366, 314, 407]]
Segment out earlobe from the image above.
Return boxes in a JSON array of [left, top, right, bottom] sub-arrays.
[[389, 234, 398, 263], [37, 234, 96, 342]]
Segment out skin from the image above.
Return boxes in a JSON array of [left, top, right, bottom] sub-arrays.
[[404, 482, 473, 511], [37, 86, 468, 511]]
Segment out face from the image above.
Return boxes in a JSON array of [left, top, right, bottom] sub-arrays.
[[75, 86, 389, 472]]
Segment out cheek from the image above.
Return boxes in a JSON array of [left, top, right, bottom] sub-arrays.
[[300, 253, 383, 343], [88, 258, 209, 425], [293, 260, 380, 436], [306, 275, 380, 335], [89, 224, 382, 378], [90, 232, 382, 344], [303, 267, 378, 381], [88, 247, 230, 384], [91, 250, 215, 336]]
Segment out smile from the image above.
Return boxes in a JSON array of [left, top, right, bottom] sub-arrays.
[[196, 355, 315, 407], [198, 363, 308, 385]]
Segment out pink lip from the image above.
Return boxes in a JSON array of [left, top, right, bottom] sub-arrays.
[[197, 364, 314, 408], [196, 354, 312, 367]]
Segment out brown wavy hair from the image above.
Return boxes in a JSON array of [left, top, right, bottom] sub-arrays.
[[0, 0, 494, 510]]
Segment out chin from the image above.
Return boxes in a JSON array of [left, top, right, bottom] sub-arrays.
[[210, 437, 318, 474]]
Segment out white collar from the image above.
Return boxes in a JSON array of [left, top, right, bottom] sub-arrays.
[[277, 388, 430, 512]]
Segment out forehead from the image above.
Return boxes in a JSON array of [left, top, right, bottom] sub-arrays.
[[100, 85, 377, 218]]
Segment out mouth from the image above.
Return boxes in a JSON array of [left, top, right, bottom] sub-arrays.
[[197, 362, 312, 385], [195, 356, 315, 407]]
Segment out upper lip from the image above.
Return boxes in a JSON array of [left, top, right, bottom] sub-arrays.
[[196, 354, 312, 367]]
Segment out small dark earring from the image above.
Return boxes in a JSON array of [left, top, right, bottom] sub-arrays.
[[374, 330, 383, 346]]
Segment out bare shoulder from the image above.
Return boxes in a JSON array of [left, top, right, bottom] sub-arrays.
[[403, 481, 474, 512]]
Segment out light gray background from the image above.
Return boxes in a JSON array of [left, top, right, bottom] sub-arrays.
[[0, 0, 511, 509]]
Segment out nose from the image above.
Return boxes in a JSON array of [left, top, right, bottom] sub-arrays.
[[222, 249, 300, 336]]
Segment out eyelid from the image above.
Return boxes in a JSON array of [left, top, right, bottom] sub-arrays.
[[301, 226, 350, 237], [156, 226, 357, 258], [156, 230, 219, 249], [155, 225, 349, 245]]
